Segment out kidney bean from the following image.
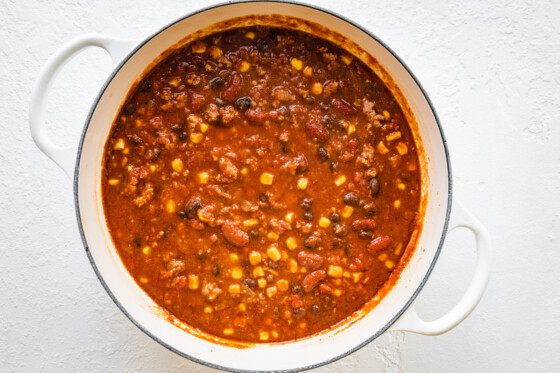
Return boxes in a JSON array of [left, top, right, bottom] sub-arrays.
[[221, 72, 242, 101], [304, 118, 329, 142], [222, 220, 249, 247], [332, 98, 358, 116], [294, 153, 308, 173], [304, 235, 322, 249], [297, 251, 324, 269], [370, 177, 380, 196], [352, 219, 377, 231], [302, 270, 326, 292], [367, 236, 392, 254]]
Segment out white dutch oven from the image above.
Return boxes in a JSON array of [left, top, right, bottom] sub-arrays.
[[30, 2, 492, 372]]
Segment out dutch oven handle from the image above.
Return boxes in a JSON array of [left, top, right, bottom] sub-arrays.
[[389, 199, 492, 335], [30, 34, 135, 177]]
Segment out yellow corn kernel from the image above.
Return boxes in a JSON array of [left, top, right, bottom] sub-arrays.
[[243, 218, 259, 227], [169, 77, 180, 87], [285, 212, 294, 223], [341, 55, 353, 65], [192, 42, 206, 53], [394, 200, 401, 208], [260, 172, 274, 185], [238, 303, 246, 312], [396, 142, 408, 155], [266, 286, 278, 298], [351, 272, 363, 283], [290, 58, 303, 70], [258, 278, 267, 288], [303, 66, 313, 77], [277, 279, 289, 292], [135, 119, 143, 127], [311, 82, 323, 95], [231, 267, 243, 280], [108, 179, 120, 186], [318, 217, 331, 228], [383, 110, 391, 120], [267, 232, 279, 241], [198, 172, 209, 184], [249, 251, 262, 266], [328, 265, 343, 278], [200, 122, 209, 133], [297, 177, 308, 190], [397, 183, 406, 190], [341, 205, 354, 218], [197, 209, 210, 222], [378, 253, 388, 261], [142, 246, 150, 255], [209, 46, 222, 59], [271, 331, 279, 339], [288, 259, 298, 273], [298, 322, 307, 329], [229, 284, 241, 294], [394, 243, 403, 256], [259, 331, 269, 341], [253, 266, 265, 278], [149, 165, 156, 172], [139, 277, 149, 284], [188, 274, 199, 290], [267, 246, 281, 261], [333, 289, 342, 297], [171, 159, 184, 172], [386, 131, 402, 142], [190, 132, 203, 143], [165, 200, 176, 213], [239, 61, 251, 72], [347, 124, 356, 135], [245, 31, 255, 39], [377, 141, 389, 155], [113, 138, 125, 150], [334, 175, 347, 186], [223, 328, 234, 336], [204, 306, 213, 313], [385, 260, 395, 269], [285, 237, 297, 250], [229, 253, 239, 263], [343, 271, 350, 278]]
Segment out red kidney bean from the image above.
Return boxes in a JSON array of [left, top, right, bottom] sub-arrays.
[[367, 236, 392, 254], [352, 219, 377, 231], [302, 270, 326, 292], [222, 220, 249, 247], [297, 251, 324, 269]]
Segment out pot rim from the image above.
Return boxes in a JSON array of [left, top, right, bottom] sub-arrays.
[[73, 1, 453, 372]]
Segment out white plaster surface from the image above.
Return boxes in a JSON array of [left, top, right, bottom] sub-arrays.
[[1, 0, 559, 371]]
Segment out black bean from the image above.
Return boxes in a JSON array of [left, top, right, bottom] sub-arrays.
[[400, 172, 412, 182], [242, 278, 256, 289], [330, 161, 340, 172], [331, 238, 343, 247], [138, 80, 151, 92], [293, 307, 306, 320], [304, 96, 315, 105], [197, 251, 207, 261], [301, 198, 313, 211], [248, 229, 260, 240], [323, 295, 334, 309], [358, 231, 374, 240], [256, 39, 269, 52], [257, 193, 270, 209], [277, 105, 290, 118], [370, 177, 380, 196], [343, 192, 360, 206], [291, 284, 303, 296], [310, 304, 321, 316], [281, 142, 290, 154], [268, 260, 279, 269], [122, 101, 136, 115], [330, 212, 340, 223], [178, 131, 188, 141], [303, 212, 314, 221], [211, 265, 220, 277], [273, 306, 281, 317], [133, 237, 142, 248], [304, 235, 322, 249], [266, 274, 275, 283], [363, 202, 377, 216], [129, 134, 142, 146], [209, 76, 224, 89], [317, 147, 329, 162], [178, 198, 201, 219], [163, 226, 173, 237], [234, 97, 253, 111], [320, 101, 331, 111], [333, 224, 348, 237]]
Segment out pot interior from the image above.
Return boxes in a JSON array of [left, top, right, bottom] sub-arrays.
[[76, 2, 450, 371]]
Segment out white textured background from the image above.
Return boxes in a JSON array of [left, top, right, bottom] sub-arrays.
[[1, 0, 559, 372]]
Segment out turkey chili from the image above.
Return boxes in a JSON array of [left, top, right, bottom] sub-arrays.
[[102, 26, 421, 343]]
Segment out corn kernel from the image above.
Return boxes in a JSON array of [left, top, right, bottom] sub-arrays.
[[149, 165, 156, 172], [139, 277, 149, 284], [377, 141, 389, 155], [190, 132, 203, 143], [281, 250, 288, 260], [396, 142, 408, 155], [271, 331, 279, 339], [249, 251, 262, 266], [188, 274, 199, 290], [142, 246, 150, 255], [318, 217, 331, 228], [343, 271, 350, 278], [192, 42, 206, 53], [243, 218, 259, 227], [386, 131, 402, 142], [108, 179, 120, 186], [277, 279, 289, 292], [223, 328, 234, 336], [209, 46, 222, 59], [245, 31, 255, 39], [394, 200, 401, 208], [197, 209, 210, 222], [258, 278, 267, 288], [198, 172, 209, 184], [347, 124, 356, 135], [259, 331, 269, 341], [240, 167, 248, 176], [334, 175, 347, 186], [169, 77, 180, 87], [285, 237, 297, 250], [260, 172, 274, 185], [341, 55, 353, 65], [385, 260, 395, 269], [165, 200, 176, 213], [297, 177, 308, 190], [113, 138, 125, 150], [200, 122, 209, 133], [351, 272, 363, 283], [288, 259, 298, 273], [333, 289, 342, 297], [328, 265, 343, 278], [253, 266, 265, 277], [290, 58, 303, 70], [171, 159, 184, 172], [204, 306, 213, 313], [229, 284, 241, 294], [231, 267, 243, 279], [303, 66, 313, 77], [378, 253, 388, 261], [341, 206, 354, 218], [267, 246, 281, 261], [266, 286, 277, 298], [238, 303, 246, 311], [285, 212, 294, 223], [397, 183, 406, 190], [239, 61, 251, 72], [394, 243, 403, 256], [311, 82, 323, 95], [229, 253, 239, 262], [267, 232, 279, 241], [383, 110, 391, 120]]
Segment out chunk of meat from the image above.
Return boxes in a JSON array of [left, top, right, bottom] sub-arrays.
[[132, 182, 154, 207], [219, 105, 239, 125], [204, 103, 220, 123], [221, 72, 242, 101], [222, 220, 249, 247], [245, 108, 278, 124], [160, 259, 185, 280], [218, 157, 238, 182], [201, 282, 222, 301], [190, 93, 206, 111], [302, 270, 326, 292]]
